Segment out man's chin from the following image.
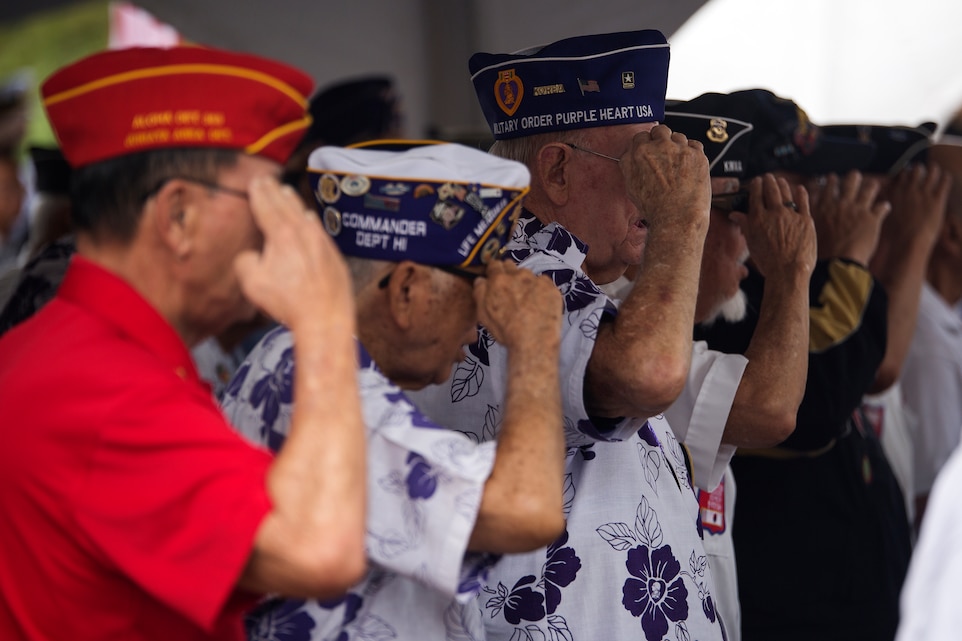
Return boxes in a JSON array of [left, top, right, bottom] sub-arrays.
[[699, 289, 748, 327]]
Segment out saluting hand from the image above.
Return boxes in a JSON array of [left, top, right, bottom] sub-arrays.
[[621, 124, 711, 234], [734, 174, 817, 281], [807, 170, 890, 266], [474, 260, 562, 352], [234, 176, 355, 334]]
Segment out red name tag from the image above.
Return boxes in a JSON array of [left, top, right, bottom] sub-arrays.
[[698, 478, 726, 534]]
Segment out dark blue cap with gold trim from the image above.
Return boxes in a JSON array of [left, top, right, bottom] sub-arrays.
[[469, 30, 669, 140], [307, 141, 529, 267]]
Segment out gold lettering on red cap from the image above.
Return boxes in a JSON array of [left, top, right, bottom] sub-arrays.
[[202, 112, 226, 126], [208, 128, 233, 142], [174, 110, 201, 125], [131, 111, 173, 129], [124, 129, 171, 148], [172, 128, 206, 142]]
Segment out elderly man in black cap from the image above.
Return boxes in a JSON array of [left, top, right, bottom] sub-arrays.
[[682, 90, 949, 641], [283, 75, 403, 206], [223, 141, 569, 640]]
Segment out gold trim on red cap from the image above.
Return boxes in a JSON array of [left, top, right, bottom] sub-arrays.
[[44, 63, 309, 108], [246, 115, 313, 155]]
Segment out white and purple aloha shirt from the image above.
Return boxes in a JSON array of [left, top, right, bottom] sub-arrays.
[[221, 327, 500, 641], [604, 272, 748, 641], [407, 212, 727, 641]]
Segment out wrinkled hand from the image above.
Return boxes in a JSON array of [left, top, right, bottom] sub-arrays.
[[877, 163, 951, 253], [621, 124, 711, 232], [806, 171, 890, 265], [234, 176, 355, 332], [732, 174, 816, 280], [474, 260, 562, 350]]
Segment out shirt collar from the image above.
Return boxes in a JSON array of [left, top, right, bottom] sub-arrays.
[[506, 208, 590, 270], [58, 255, 201, 384]]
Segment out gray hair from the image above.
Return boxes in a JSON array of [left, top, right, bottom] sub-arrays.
[[488, 129, 591, 168], [345, 255, 394, 294]]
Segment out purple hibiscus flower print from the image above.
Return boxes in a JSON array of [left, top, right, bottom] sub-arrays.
[[222, 361, 249, 401], [622, 544, 689, 641], [500, 575, 546, 625], [245, 598, 315, 641], [703, 593, 716, 622], [543, 268, 597, 312], [513, 214, 546, 246], [405, 452, 438, 499], [544, 530, 582, 615], [637, 421, 660, 447], [316, 593, 363, 641], [250, 346, 294, 427], [467, 326, 495, 366]]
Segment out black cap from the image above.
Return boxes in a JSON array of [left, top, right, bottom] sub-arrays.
[[302, 75, 399, 148], [665, 89, 876, 179], [819, 123, 934, 175], [29, 146, 71, 195]]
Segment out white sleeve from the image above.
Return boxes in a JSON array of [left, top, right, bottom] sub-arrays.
[[663, 341, 746, 491]]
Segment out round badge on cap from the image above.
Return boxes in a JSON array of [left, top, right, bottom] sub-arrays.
[[341, 175, 370, 196], [317, 174, 341, 203], [323, 206, 342, 236]]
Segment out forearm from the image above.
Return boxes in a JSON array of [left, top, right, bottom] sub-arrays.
[[246, 321, 367, 597], [870, 242, 932, 392], [725, 270, 810, 447], [585, 220, 706, 418], [470, 337, 564, 553], [783, 260, 886, 450]]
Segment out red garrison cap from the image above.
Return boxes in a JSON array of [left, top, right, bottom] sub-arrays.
[[41, 45, 314, 167]]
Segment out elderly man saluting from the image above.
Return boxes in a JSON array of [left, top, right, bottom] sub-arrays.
[[409, 30, 729, 641], [222, 141, 568, 640], [0, 46, 369, 640]]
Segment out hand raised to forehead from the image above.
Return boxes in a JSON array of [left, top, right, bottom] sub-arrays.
[[234, 176, 356, 333], [879, 163, 951, 252], [731, 174, 816, 281], [473, 260, 561, 351], [806, 170, 890, 265], [621, 124, 711, 233]]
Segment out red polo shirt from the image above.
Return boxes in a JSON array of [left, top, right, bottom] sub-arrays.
[[0, 256, 273, 640]]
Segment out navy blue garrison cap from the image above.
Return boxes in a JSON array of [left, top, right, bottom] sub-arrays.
[[469, 30, 669, 140], [308, 141, 530, 268]]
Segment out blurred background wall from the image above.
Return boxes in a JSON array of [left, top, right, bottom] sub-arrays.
[[2, 0, 961, 153]]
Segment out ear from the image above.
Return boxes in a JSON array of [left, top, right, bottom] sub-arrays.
[[150, 179, 195, 260], [384, 261, 427, 331], [535, 142, 574, 207]]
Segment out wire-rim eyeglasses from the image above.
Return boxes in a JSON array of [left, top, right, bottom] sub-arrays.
[[566, 143, 621, 164]]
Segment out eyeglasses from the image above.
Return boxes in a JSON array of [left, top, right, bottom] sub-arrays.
[[147, 176, 250, 202], [710, 190, 750, 213], [377, 264, 483, 289], [179, 177, 250, 201], [566, 143, 621, 164]]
